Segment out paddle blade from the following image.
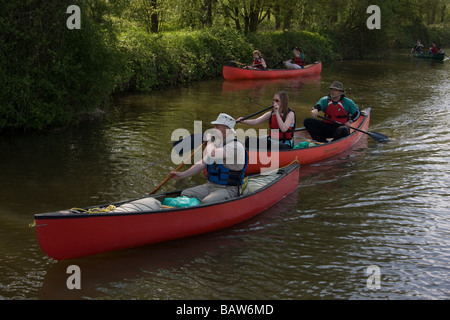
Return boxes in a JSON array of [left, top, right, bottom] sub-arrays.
[[368, 131, 389, 142], [172, 133, 204, 156]]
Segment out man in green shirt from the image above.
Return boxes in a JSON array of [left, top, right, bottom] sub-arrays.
[[304, 81, 361, 143], [284, 46, 305, 69]]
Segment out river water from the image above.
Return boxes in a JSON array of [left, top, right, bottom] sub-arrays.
[[1, 52, 449, 300]]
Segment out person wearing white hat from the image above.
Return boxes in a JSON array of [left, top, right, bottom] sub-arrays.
[[170, 113, 247, 204], [303, 81, 361, 143]]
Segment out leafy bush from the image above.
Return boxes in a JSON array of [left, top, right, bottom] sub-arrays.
[[0, 1, 125, 131], [120, 28, 337, 92], [119, 27, 255, 91], [246, 30, 338, 66]]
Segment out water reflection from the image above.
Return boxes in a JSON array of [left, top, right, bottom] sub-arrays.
[[1, 52, 450, 299], [222, 74, 321, 94]]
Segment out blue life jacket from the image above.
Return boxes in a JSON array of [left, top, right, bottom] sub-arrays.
[[206, 139, 248, 186]]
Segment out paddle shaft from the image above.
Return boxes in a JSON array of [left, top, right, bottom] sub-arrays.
[[317, 115, 367, 133], [230, 60, 246, 67], [173, 106, 273, 148], [150, 140, 207, 195], [237, 105, 273, 122], [317, 115, 388, 142]]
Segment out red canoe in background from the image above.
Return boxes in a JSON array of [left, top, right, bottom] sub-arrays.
[[33, 164, 299, 260], [223, 61, 322, 80], [245, 109, 371, 175]]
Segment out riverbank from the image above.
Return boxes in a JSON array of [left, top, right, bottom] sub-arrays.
[[119, 28, 338, 93], [1, 2, 449, 133]]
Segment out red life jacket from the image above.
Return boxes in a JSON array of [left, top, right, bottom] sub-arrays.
[[253, 58, 264, 69], [324, 98, 349, 124], [293, 56, 304, 67], [269, 109, 296, 144]]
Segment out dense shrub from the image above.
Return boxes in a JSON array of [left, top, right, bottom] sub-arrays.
[[0, 1, 125, 131], [120, 28, 337, 92], [246, 31, 338, 67], [1, 1, 447, 131], [119, 27, 254, 91]]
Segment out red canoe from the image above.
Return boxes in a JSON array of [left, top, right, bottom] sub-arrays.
[[33, 164, 299, 260], [223, 61, 322, 80], [245, 109, 371, 175]]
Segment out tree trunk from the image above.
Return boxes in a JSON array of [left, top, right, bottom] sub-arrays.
[[150, 0, 158, 33], [204, 0, 213, 27]]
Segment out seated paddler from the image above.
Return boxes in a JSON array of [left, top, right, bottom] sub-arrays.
[[303, 81, 360, 143], [170, 113, 248, 204], [237, 91, 296, 150]]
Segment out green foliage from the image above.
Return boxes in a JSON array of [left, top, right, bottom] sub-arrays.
[[120, 27, 254, 91], [247, 31, 338, 66], [0, 1, 126, 131], [2, 0, 450, 131], [119, 27, 337, 92]]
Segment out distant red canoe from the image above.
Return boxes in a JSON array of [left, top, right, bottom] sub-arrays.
[[223, 61, 322, 80], [33, 164, 299, 260], [245, 109, 371, 175]]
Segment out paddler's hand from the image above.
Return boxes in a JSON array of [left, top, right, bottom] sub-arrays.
[[205, 132, 213, 142], [344, 120, 353, 128], [273, 102, 280, 114], [170, 171, 184, 180], [208, 129, 223, 146], [311, 109, 319, 118]]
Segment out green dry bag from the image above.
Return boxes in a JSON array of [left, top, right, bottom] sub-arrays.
[[162, 196, 199, 208]]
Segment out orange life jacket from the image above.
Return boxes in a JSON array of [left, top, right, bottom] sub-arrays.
[[293, 56, 304, 67], [253, 57, 265, 69], [269, 109, 296, 144], [324, 98, 348, 124]]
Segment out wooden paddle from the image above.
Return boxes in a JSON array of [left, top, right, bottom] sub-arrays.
[[230, 60, 247, 68], [317, 115, 389, 142], [149, 140, 207, 195]]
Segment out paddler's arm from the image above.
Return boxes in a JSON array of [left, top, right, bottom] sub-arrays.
[[237, 111, 271, 126], [273, 105, 295, 132], [343, 97, 361, 127], [170, 160, 206, 180], [311, 97, 328, 118]]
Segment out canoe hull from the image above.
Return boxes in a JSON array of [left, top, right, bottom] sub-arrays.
[[245, 109, 371, 175], [34, 164, 299, 260], [223, 62, 322, 80], [414, 52, 445, 61]]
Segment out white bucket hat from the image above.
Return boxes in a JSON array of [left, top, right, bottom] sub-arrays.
[[211, 113, 236, 133]]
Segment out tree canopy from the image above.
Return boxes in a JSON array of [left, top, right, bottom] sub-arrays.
[[1, 0, 449, 131]]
